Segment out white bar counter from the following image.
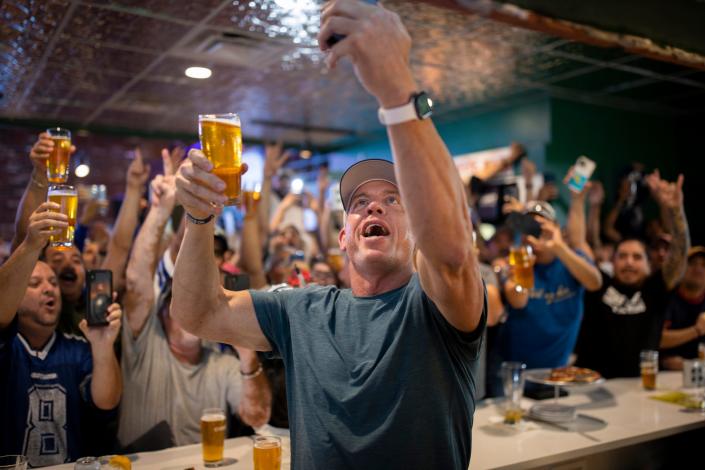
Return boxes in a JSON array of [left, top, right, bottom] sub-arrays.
[[471, 371, 705, 469]]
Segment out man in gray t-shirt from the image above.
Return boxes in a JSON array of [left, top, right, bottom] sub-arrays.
[[171, 2, 486, 468]]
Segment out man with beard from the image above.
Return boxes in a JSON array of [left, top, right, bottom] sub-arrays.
[[171, 1, 486, 468], [575, 171, 689, 378], [0, 203, 122, 466], [43, 245, 87, 335], [660, 247, 705, 369]]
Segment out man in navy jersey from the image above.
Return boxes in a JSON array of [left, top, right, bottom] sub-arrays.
[[0, 202, 123, 466]]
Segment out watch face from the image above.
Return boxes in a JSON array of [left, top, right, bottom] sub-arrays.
[[415, 92, 433, 119]]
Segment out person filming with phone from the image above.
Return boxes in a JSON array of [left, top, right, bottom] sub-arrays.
[[0, 203, 122, 466]]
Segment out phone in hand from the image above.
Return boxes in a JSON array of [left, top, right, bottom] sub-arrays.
[[567, 156, 596, 193], [224, 273, 251, 292], [86, 269, 112, 326], [325, 0, 379, 48]]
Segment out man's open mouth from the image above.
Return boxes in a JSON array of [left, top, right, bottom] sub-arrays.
[[362, 222, 390, 238], [59, 270, 78, 282]]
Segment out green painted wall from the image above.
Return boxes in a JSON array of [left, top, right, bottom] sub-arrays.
[[338, 98, 552, 166]]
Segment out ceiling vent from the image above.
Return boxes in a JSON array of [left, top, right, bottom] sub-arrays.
[[176, 30, 295, 69]]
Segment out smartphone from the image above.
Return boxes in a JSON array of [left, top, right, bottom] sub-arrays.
[[86, 270, 112, 326], [290, 178, 304, 196], [567, 156, 596, 193], [326, 0, 379, 47], [224, 273, 250, 291]]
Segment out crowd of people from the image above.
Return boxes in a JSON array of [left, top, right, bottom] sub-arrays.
[[0, 1, 701, 468]]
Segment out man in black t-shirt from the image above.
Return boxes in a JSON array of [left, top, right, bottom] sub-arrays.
[[575, 172, 689, 378], [660, 247, 705, 370]]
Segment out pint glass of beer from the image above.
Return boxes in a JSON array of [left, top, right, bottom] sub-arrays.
[[509, 245, 535, 290], [198, 113, 242, 206], [47, 184, 77, 247], [201, 408, 226, 466], [640, 350, 658, 391], [46, 128, 72, 183], [253, 435, 282, 470]]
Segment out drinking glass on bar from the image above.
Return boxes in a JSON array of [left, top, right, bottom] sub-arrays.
[[509, 245, 535, 291], [0, 455, 28, 470], [201, 408, 226, 467], [47, 184, 77, 247], [501, 361, 526, 424], [253, 435, 282, 470], [198, 113, 242, 206], [46, 128, 72, 183], [640, 350, 658, 390]]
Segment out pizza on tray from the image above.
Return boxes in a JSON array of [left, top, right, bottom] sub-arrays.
[[546, 366, 601, 384]]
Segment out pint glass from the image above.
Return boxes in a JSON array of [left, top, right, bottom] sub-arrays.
[[201, 408, 226, 466], [253, 436, 282, 470], [198, 114, 242, 206], [509, 245, 535, 290], [46, 128, 72, 183], [640, 350, 658, 390], [47, 184, 77, 247]]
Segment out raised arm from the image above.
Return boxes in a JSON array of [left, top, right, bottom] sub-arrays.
[[603, 179, 630, 243], [101, 148, 152, 293], [12, 133, 74, 250], [320, 1, 483, 332], [123, 168, 174, 337], [586, 182, 605, 251], [647, 171, 689, 290], [173, 152, 270, 350], [259, 143, 290, 245], [528, 218, 602, 291], [564, 170, 594, 260], [80, 302, 123, 409], [239, 189, 268, 289], [1, 203, 68, 328]]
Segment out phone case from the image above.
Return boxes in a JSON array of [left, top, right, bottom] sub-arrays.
[[567, 156, 596, 193]]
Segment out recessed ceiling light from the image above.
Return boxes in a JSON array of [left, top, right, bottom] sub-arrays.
[[185, 66, 212, 79]]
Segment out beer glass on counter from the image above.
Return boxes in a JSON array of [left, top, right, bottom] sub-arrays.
[[501, 361, 526, 424], [46, 128, 72, 183], [47, 184, 77, 247], [509, 245, 535, 291], [640, 350, 658, 391], [201, 408, 226, 467], [199, 114, 242, 206], [253, 435, 282, 470]]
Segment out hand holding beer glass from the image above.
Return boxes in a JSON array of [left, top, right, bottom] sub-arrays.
[[47, 184, 77, 247], [253, 436, 282, 470], [201, 408, 226, 467], [46, 128, 72, 183], [199, 114, 242, 206]]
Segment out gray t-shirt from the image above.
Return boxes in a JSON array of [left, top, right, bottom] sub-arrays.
[[472, 263, 500, 399], [118, 309, 242, 448], [251, 273, 486, 470]]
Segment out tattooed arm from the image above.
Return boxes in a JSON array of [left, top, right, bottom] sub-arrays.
[[646, 171, 689, 290]]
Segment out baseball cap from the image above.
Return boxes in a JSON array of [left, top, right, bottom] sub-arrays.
[[339, 159, 397, 212], [525, 200, 557, 223], [688, 246, 705, 260]]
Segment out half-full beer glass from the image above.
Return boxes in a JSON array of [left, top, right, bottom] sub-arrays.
[[640, 350, 658, 390], [253, 436, 281, 470], [47, 184, 77, 247], [201, 408, 226, 466], [198, 114, 242, 206], [46, 128, 72, 183]]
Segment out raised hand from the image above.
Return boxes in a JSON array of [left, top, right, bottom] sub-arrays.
[[126, 148, 151, 190], [29, 132, 76, 173], [588, 181, 605, 206], [175, 149, 247, 219], [527, 218, 565, 254], [264, 141, 291, 179], [25, 202, 68, 250], [80, 302, 122, 348], [646, 169, 684, 210]]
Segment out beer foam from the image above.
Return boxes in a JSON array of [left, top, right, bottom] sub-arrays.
[[48, 189, 77, 197], [201, 413, 225, 422], [254, 442, 280, 450], [200, 118, 240, 127]]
